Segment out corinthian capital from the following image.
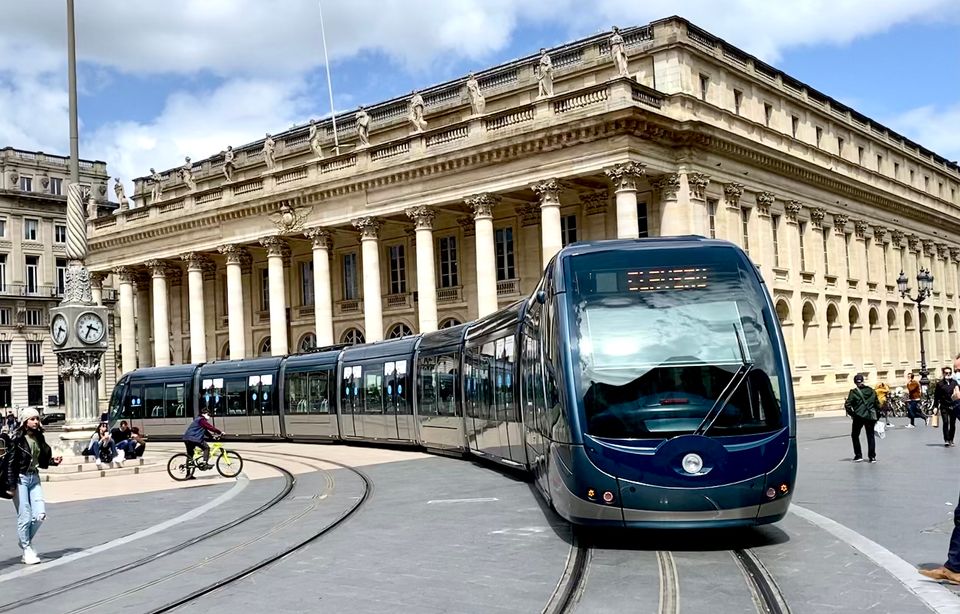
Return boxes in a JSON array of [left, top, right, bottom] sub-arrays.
[[305, 227, 333, 249], [112, 266, 134, 284], [90, 271, 107, 289], [604, 161, 646, 192], [465, 193, 501, 219], [686, 172, 710, 200], [531, 179, 563, 208], [259, 235, 290, 257], [872, 226, 888, 242], [405, 206, 436, 231], [144, 259, 168, 278], [724, 183, 745, 210], [218, 244, 249, 265], [180, 252, 211, 272], [890, 230, 904, 248], [785, 200, 802, 222], [853, 219, 869, 239], [755, 191, 775, 216], [651, 173, 681, 200], [351, 216, 383, 240]]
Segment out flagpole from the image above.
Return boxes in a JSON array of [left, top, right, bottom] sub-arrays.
[[318, 0, 340, 155]]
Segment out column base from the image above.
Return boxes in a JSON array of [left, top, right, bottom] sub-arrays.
[[54, 429, 97, 457]]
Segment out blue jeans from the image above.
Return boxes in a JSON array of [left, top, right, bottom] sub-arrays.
[[91, 440, 117, 461], [13, 473, 45, 549], [908, 400, 925, 425]]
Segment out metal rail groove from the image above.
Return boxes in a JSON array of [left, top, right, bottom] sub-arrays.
[[733, 548, 791, 614]]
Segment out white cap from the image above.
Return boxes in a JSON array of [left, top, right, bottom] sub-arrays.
[[18, 407, 40, 425]]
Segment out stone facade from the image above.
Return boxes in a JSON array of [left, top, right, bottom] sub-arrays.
[[86, 17, 960, 414], [0, 147, 116, 411]]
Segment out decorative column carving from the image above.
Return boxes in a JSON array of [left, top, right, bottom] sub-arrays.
[[113, 267, 137, 374], [305, 228, 334, 347], [259, 236, 290, 356], [145, 260, 171, 367], [604, 162, 646, 239], [406, 207, 439, 333], [181, 252, 210, 363], [833, 214, 849, 236], [687, 172, 710, 200], [891, 230, 904, 249], [809, 207, 825, 230], [785, 201, 802, 223], [724, 183, 745, 211], [532, 179, 564, 267], [651, 173, 682, 236], [853, 220, 869, 239], [217, 244, 248, 359], [465, 193, 501, 317], [756, 192, 775, 218], [352, 216, 385, 342]]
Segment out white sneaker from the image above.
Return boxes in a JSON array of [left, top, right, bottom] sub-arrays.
[[906, 425, 916, 429], [22, 547, 40, 565], [95, 460, 102, 469]]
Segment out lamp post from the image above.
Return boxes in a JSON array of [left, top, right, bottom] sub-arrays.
[[898, 267, 935, 391]]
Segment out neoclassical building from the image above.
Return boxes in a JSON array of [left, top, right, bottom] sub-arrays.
[[86, 17, 960, 413], [0, 147, 116, 411]]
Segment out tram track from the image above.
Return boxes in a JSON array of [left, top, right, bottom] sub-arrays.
[[732, 548, 791, 614], [0, 456, 296, 614]]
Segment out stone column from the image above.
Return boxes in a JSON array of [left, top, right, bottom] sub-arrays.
[[754, 192, 776, 275], [604, 162, 645, 239], [406, 207, 439, 333], [306, 228, 334, 347], [145, 260, 171, 367], [181, 252, 210, 364], [260, 236, 290, 356], [134, 272, 153, 368], [722, 183, 745, 244], [465, 193, 500, 317], [352, 217, 385, 342], [218, 244, 248, 360], [201, 262, 217, 361], [113, 267, 137, 375], [683, 172, 711, 237], [652, 173, 683, 237], [531, 179, 563, 267]]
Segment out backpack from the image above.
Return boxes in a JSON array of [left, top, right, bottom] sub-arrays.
[[98, 443, 114, 464]]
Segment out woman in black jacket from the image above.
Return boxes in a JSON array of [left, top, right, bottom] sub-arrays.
[[6, 408, 61, 565]]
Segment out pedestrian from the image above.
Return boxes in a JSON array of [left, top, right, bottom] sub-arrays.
[[845, 373, 880, 463], [5, 407, 62, 564], [906, 372, 926, 428], [935, 366, 958, 447], [874, 381, 892, 427], [919, 355, 960, 583]]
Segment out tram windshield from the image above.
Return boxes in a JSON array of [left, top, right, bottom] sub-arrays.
[[568, 246, 785, 439]]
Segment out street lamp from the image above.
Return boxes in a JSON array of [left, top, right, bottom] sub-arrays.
[[898, 268, 935, 390]]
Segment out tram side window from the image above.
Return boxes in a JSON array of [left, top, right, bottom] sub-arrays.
[[341, 366, 362, 414], [224, 378, 246, 416], [437, 355, 458, 417], [287, 372, 310, 414], [463, 351, 478, 420], [201, 378, 225, 416], [122, 385, 143, 420], [418, 357, 438, 416], [260, 374, 277, 415], [309, 371, 331, 413], [386, 360, 411, 415], [108, 381, 126, 422], [164, 383, 186, 418], [365, 366, 383, 414], [500, 337, 516, 422], [481, 342, 496, 421]]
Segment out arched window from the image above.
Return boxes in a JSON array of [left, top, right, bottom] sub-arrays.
[[868, 308, 880, 330], [848, 306, 860, 329], [439, 318, 462, 329], [935, 313, 943, 332], [388, 323, 414, 339], [801, 302, 816, 332], [259, 336, 271, 356], [341, 328, 365, 345], [886, 309, 897, 330], [220, 341, 230, 360], [299, 332, 317, 353], [904, 310, 914, 330], [775, 299, 790, 325]]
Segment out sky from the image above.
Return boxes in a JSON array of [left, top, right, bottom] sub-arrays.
[[0, 0, 958, 199]]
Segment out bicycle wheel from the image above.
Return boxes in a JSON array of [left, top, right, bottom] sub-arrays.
[[167, 453, 195, 481], [216, 450, 243, 478]]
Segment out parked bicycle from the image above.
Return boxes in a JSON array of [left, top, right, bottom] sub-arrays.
[[166, 437, 243, 481]]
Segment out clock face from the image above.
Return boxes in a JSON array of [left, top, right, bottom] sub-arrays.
[[51, 314, 68, 346], [76, 312, 105, 344]]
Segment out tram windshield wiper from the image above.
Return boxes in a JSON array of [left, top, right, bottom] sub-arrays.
[[694, 324, 754, 436]]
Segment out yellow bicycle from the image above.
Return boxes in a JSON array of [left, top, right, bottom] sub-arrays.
[[166, 438, 243, 481]]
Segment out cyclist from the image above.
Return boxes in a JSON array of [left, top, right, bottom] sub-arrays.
[[182, 410, 223, 472]]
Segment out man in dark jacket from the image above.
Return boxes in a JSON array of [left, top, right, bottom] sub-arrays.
[[845, 373, 881, 463], [935, 367, 959, 447], [5, 407, 61, 564], [182, 411, 223, 469]]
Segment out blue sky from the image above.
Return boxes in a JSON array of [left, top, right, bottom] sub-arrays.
[[0, 0, 958, 195]]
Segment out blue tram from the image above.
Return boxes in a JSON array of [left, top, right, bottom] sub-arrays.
[[108, 238, 796, 528]]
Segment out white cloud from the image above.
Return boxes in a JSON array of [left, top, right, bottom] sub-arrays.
[[886, 105, 960, 162]]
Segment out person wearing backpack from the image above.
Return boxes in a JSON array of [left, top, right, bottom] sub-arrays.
[[5, 407, 62, 564], [845, 373, 881, 463]]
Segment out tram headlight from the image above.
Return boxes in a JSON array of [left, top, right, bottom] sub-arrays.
[[681, 453, 703, 475]]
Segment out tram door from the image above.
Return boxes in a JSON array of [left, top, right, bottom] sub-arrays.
[[385, 360, 410, 440], [340, 366, 361, 437], [246, 374, 279, 436]]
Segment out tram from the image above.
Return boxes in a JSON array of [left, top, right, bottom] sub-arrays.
[[107, 237, 796, 528]]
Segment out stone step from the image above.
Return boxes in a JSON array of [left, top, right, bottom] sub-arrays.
[[43, 457, 157, 475], [41, 461, 168, 482]]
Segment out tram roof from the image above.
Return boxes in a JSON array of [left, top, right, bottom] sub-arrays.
[[557, 236, 733, 256], [284, 349, 342, 370], [418, 323, 470, 354], [200, 356, 283, 376], [122, 364, 198, 382], [341, 336, 420, 362]]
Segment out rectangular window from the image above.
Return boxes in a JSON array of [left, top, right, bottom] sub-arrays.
[[733, 89, 743, 115], [50, 177, 63, 196], [342, 252, 359, 301], [771, 214, 781, 267], [865, 237, 872, 283], [260, 268, 269, 311], [815, 126, 823, 147], [882, 241, 889, 285], [560, 214, 577, 246], [438, 236, 458, 288], [763, 103, 773, 127], [844, 233, 852, 278], [924, 175, 930, 191], [939, 181, 944, 197], [0, 342, 8, 363], [858, 146, 865, 165], [55, 224, 66, 243], [25, 308, 42, 327], [877, 154, 883, 173], [699, 74, 709, 101], [0, 308, 9, 326], [740, 208, 750, 254], [837, 137, 844, 155], [791, 116, 799, 138], [494, 227, 515, 281], [27, 376, 42, 406], [299, 261, 314, 306], [798, 222, 807, 271], [389, 244, 406, 294], [24, 219, 38, 241], [26, 341, 42, 365], [0, 254, 5, 292], [637, 202, 649, 238], [910, 169, 915, 184], [707, 199, 717, 239], [25, 255, 39, 294], [894, 162, 900, 179], [19, 176, 32, 192], [822, 228, 830, 275], [56, 258, 66, 296]]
